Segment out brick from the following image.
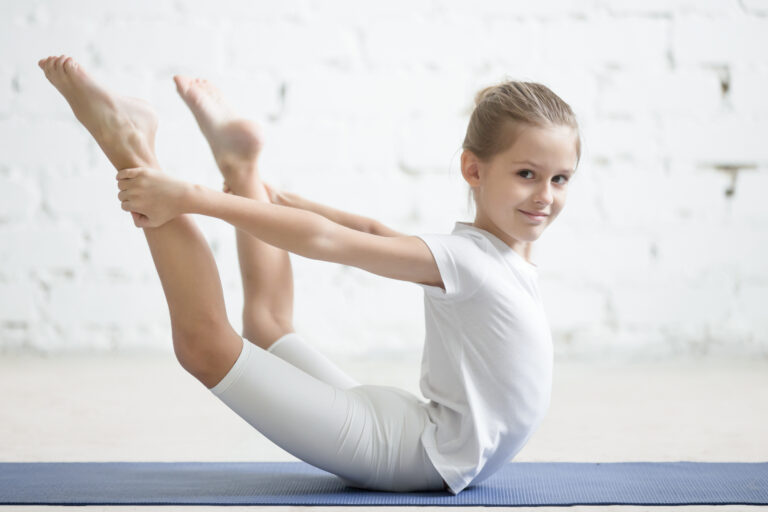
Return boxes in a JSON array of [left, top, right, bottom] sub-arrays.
[[228, 21, 359, 72], [598, 68, 721, 116], [283, 67, 467, 121], [259, 114, 351, 174], [541, 17, 668, 66], [674, 15, 768, 65], [41, 0, 175, 22], [2, 1, 767, 356], [308, 0, 430, 24], [729, 169, 768, 225], [582, 115, 662, 161], [0, 283, 40, 323], [727, 224, 768, 280], [610, 274, 731, 329], [606, 159, 734, 228], [0, 67, 12, 116], [175, 0, 313, 23], [597, 0, 738, 16], [0, 175, 40, 222], [434, 0, 596, 19], [730, 63, 768, 115], [87, 224, 157, 276], [732, 282, 768, 342], [396, 115, 467, 173], [540, 281, 606, 330], [42, 173, 121, 226], [0, 20, 93, 70], [537, 227, 654, 284], [740, 0, 768, 15], [661, 116, 768, 162], [410, 172, 470, 226], [653, 221, 737, 280], [48, 280, 167, 327], [365, 17, 492, 70], [11, 64, 78, 117], [0, 224, 82, 271], [90, 20, 224, 73], [0, 116, 91, 169], [198, 70, 280, 123]]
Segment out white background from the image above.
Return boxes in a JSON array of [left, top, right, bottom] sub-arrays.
[[0, 0, 766, 361]]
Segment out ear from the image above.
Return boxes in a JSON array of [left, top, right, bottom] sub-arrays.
[[460, 149, 482, 188]]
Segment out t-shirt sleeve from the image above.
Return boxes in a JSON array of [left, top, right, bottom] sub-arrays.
[[415, 233, 489, 301]]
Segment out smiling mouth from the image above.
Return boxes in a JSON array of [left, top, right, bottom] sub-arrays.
[[520, 210, 548, 218]]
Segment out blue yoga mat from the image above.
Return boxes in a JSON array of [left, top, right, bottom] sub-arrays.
[[1, 461, 766, 506]]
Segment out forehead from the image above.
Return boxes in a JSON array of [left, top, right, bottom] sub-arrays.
[[497, 125, 578, 173]]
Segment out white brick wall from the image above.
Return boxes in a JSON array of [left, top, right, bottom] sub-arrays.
[[0, 0, 766, 360]]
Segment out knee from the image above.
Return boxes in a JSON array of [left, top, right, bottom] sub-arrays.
[[242, 312, 294, 350], [172, 324, 236, 383]]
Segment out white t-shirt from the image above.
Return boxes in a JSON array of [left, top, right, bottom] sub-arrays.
[[415, 221, 553, 495]]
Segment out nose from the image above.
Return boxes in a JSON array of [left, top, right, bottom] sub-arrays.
[[533, 181, 554, 207]]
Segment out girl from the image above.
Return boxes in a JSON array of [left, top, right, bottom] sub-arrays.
[[38, 55, 581, 495]]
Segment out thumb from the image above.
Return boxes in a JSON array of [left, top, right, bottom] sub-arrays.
[[131, 211, 150, 228], [263, 181, 277, 202]]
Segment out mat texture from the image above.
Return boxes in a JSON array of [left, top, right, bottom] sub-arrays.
[[1, 461, 766, 506]]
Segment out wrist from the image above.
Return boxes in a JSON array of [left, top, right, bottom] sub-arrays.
[[277, 191, 298, 208], [182, 183, 204, 214]]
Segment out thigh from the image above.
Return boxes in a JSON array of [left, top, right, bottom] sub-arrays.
[[266, 332, 361, 390], [210, 338, 443, 492], [338, 384, 446, 493]]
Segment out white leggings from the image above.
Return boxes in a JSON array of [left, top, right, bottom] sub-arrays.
[[209, 332, 447, 493]]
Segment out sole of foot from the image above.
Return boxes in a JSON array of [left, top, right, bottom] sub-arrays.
[[38, 54, 159, 170], [173, 75, 264, 193]]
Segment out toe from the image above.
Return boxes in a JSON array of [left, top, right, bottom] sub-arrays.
[[63, 57, 74, 73], [54, 55, 67, 71], [40, 56, 54, 73], [173, 75, 192, 93]]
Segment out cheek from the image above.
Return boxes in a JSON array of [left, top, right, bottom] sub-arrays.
[[552, 193, 567, 215]]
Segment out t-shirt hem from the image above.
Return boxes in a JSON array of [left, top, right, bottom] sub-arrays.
[[421, 434, 471, 495]]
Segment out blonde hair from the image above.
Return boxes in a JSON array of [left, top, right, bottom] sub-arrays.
[[463, 81, 581, 212]]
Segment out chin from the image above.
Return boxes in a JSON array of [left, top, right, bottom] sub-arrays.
[[525, 232, 543, 242], [513, 230, 541, 243]]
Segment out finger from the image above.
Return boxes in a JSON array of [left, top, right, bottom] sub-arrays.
[[116, 168, 143, 180], [135, 213, 151, 228]]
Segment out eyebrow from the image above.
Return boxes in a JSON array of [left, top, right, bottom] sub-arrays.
[[513, 160, 575, 175]]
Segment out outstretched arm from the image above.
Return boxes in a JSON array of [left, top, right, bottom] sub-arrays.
[[191, 185, 337, 261], [116, 166, 442, 287], [272, 187, 406, 237]]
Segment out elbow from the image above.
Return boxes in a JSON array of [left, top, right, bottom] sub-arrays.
[[309, 216, 343, 263], [365, 219, 380, 236]]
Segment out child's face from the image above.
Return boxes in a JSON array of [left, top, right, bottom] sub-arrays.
[[462, 124, 578, 252]]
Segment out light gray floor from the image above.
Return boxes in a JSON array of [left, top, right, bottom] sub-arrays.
[[1, 350, 766, 512]]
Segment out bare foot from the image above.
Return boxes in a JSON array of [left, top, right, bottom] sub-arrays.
[[38, 55, 159, 171], [173, 75, 263, 194]]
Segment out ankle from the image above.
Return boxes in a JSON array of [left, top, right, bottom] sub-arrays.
[[229, 179, 269, 202], [101, 130, 159, 170]]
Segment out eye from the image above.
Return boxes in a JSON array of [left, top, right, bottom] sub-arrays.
[[517, 170, 570, 185]]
